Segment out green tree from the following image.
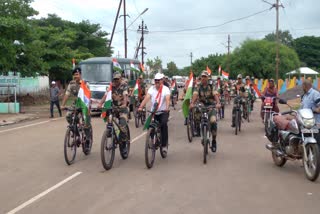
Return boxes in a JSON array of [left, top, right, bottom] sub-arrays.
[[293, 36, 320, 69], [0, 0, 38, 73], [229, 39, 300, 79], [164, 61, 178, 77], [146, 56, 163, 74], [264, 30, 294, 47]]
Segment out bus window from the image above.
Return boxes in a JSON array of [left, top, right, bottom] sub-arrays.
[[81, 63, 112, 82]]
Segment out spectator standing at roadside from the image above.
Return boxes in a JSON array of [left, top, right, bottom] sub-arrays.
[[50, 81, 62, 118]]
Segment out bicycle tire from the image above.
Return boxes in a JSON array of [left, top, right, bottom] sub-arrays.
[[239, 110, 242, 132], [134, 109, 140, 128], [100, 128, 115, 170], [187, 117, 193, 143], [82, 126, 93, 155], [235, 110, 239, 135], [145, 128, 156, 169], [247, 102, 250, 123], [119, 125, 130, 159], [64, 128, 77, 165], [203, 125, 208, 164]]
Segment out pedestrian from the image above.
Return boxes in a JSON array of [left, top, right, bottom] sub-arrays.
[[50, 81, 62, 118]]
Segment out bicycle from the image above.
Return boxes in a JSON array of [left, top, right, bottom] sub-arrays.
[[171, 91, 178, 110], [145, 110, 169, 169], [63, 107, 93, 165], [244, 97, 251, 123], [233, 95, 243, 135], [197, 103, 215, 164], [100, 107, 131, 170], [133, 96, 146, 128], [217, 95, 225, 120]]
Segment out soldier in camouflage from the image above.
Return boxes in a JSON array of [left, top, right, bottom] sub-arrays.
[[99, 72, 129, 143], [61, 68, 92, 148], [231, 74, 247, 127], [190, 70, 221, 152]]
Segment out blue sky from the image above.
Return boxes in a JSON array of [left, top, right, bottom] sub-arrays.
[[31, 0, 320, 68]]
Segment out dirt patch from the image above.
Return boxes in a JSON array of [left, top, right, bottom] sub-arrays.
[[1, 94, 50, 106]]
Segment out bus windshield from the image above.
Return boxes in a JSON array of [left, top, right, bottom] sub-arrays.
[[81, 63, 112, 83]]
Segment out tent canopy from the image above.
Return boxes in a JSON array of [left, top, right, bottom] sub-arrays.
[[286, 67, 319, 75]]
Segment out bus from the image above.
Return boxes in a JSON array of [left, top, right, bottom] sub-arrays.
[[79, 57, 141, 114]]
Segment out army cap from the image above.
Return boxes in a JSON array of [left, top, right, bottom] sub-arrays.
[[113, 72, 121, 79], [201, 70, 209, 77]]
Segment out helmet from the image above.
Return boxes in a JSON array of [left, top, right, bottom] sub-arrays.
[[245, 76, 250, 80], [237, 74, 242, 79]]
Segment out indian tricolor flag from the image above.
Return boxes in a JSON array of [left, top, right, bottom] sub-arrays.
[[143, 84, 163, 130], [222, 70, 229, 80], [113, 58, 122, 72], [101, 83, 112, 122], [133, 80, 139, 96], [253, 84, 261, 98], [206, 65, 212, 75], [182, 72, 194, 118], [130, 61, 140, 74], [171, 80, 176, 92], [218, 65, 222, 76], [76, 81, 91, 124], [140, 63, 145, 72]]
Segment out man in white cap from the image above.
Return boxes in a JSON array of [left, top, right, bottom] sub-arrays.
[[138, 73, 171, 152], [50, 80, 62, 118]]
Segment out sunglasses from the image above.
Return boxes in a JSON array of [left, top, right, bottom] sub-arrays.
[[202, 76, 208, 78], [113, 78, 119, 81], [154, 79, 160, 82]]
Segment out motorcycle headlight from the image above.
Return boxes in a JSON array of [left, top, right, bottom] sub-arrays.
[[302, 118, 315, 129]]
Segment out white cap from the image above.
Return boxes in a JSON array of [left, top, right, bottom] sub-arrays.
[[51, 81, 56, 84], [154, 73, 164, 80]]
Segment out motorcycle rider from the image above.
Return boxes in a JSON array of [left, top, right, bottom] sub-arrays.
[[190, 71, 221, 152], [274, 80, 320, 132], [261, 79, 280, 120]]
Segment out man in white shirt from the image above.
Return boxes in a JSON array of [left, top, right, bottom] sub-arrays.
[[138, 73, 171, 150]]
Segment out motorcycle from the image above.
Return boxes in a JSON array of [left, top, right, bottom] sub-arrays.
[[261, 96, 276, 132], [265, 99, 320, 181]]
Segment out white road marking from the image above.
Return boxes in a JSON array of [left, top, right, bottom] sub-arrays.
[[7, 171, 82, 214], [0, 120, 51, 134]]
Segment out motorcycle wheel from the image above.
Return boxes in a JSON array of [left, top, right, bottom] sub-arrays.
[[303, 144, 320, 181], [272, 150, 287, 167]]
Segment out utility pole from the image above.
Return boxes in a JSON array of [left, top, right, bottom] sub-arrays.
[[137, 20, 148, 65], [263, 0, 284, 88], [108, 0, 122, 49], [226, 34, 231, 72], [123, 0, 128, 58], [117, 51, 121, 58], [190, 52, 193, 66]]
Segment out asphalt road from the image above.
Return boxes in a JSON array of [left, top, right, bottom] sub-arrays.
[[0, 101, 319, 214]]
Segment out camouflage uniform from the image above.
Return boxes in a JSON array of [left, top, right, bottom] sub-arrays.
[[65, 80, 92, 138], [231, 81, 247, 126], [112, 80, 129, 141], [193, 83, 219, 140]]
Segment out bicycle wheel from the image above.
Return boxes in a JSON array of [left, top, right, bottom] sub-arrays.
[[187, 117, 193, 143], [64, 128, 77, 165], [238, 110, 242, 132], [82, 126, 93, 155], [119, 125, 130, 159], [100, 128, 115, 170], [235, 111, 239, 135], [145, 128, 156, 169], [247, 102, 250, 123], [141, 110, 146, 125], [203, 125, 208, 164]]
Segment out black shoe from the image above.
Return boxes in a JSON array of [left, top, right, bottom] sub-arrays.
[[211, 140, 217, 153], [231, 124, 235, 128], [49, 116, 54, 118]]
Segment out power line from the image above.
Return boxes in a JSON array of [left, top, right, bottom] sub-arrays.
[[146, 8, 272, 33]]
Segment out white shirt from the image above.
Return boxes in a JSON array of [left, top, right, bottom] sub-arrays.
[[148, 85, 170, 112]]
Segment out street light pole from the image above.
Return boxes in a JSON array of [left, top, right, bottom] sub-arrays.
[[123, 0, 128, 58]]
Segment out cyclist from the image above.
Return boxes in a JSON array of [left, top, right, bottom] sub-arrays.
[[231, 74, 247, 127], [171, 78, 178, 107], [98, 72, 129, 146], [61, 67, 92, 150], [138, 73, 171, 152], [260, 78, 279, 119], [189, 71, 221, 152]]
